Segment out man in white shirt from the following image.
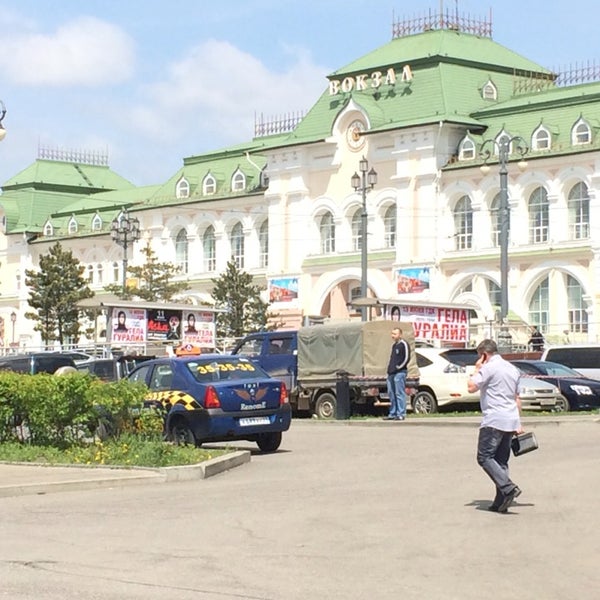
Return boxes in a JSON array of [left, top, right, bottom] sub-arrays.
[[468, 339, 523, 513]]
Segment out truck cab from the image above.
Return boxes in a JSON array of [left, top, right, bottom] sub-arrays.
[[231, 331, 297, 392]]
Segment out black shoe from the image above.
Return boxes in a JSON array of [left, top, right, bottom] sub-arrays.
[[497, 487, 522, 513], [488, 503, 500, 512]]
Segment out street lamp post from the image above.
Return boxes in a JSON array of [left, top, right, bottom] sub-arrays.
[[351, 157, 378, 322], [0, 100, 6, 141], [111, 208, 140, 293], [479, 136, 528, 351], [10, 311, 16, 346]]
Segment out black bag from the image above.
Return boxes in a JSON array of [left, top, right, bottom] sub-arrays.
[[511, 432, 539, 456]]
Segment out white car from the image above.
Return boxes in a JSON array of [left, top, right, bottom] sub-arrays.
[[412, 348, 564, 413]]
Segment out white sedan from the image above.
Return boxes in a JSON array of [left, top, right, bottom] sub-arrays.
[[412, 348, 564, 413]]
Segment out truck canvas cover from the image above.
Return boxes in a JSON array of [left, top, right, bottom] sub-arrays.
[[297, 320, 419, 380]]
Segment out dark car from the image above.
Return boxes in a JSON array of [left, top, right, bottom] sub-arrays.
[[127, 354, 291, 452], [76, 355, 156, 382], [510, 359, 600, 411], [0, 353, 76, 375]]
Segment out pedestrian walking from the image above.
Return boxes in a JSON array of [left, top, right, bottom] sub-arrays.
[[528, 326, 545, 352], [467, 339, 523, 513], [384, 326, 410, 421]]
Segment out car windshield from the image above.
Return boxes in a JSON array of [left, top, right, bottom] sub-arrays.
[[533, 361, 584, 377], [185, 358, 269, 383]]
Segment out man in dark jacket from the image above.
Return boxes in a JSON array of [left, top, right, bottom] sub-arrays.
[[384, 326, 410, 421]]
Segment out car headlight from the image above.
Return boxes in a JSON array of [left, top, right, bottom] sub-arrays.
[[569, 384, 593, 395], [519, 385, 559, 396]]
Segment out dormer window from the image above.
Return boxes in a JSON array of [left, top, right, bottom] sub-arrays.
[[572, 118, 591, 145], [203, 173, 216, 195], [532, 125, 551, 151], [260, 167, 269, 189], [495, 130, 512, 155], [458, 136, 476, 160], [68, 216, 78, 234], [176, 177, 190, 199], [231, 169, 245, 192], [91, 213, 102, 231], [43, 221, 54, 236], [482, 80, 497, 100]]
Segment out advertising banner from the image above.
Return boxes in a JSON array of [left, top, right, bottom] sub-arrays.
[[182, 310, 216, 348], [395, 267, 430, 294], [269, 277, 299, 304], [111, 308, 146, 344], [388, 305, 469, 343], [146, 309, 182, 341]]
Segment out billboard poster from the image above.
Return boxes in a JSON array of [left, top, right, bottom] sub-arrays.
[[396, 267, 430, 294], [182, 310, 216, 347], [146, 309, 182, 341], [111, 308, 146, 344], [269, 277, 299, 304], [385, 304, 469, 343]]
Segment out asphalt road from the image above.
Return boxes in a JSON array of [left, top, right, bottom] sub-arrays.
[[1, 418, 599, 599]]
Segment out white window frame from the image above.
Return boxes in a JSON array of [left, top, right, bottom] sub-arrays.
[[203, 174, 216, 195], [532, 126, 551, 151], [91, 214, 102, 231], [572, 118, 591, 145], [232, 170, 246, 192], [176, 177, 190, 199], [482, 80, 497, 100], [68, 216, 78, 234], [43, 221, 54, 236], [203, 226, 216, 272], [458, 136, 476, 161]]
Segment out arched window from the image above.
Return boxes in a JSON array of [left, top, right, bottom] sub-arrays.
[[87, 265, 94, 282], [91, 214, 102, 231], [487, 278, 501, 308], [453, 196, 472, 250], [319, 211, 335, 254], [528, 277, 549, 329], [482, 80, 497, 100], [113, 262, 120, 282], [176, 177, 190, 199], [231, 222, 245, 268], [495, 130, 512, 156], [491, 193, 501, 247], [203, 226, 216, 272], [97, 264, 103, 284], [568, 182, 590, 240], [203, 174, 216, 195], [231, 170, 245, 192], [528, 187, 549, 244], [572, 118, 591, 145], [383, 205, 396, 248], [43, 221, 53, 236], [458, 136, 476, 161], [567, 275, 588, 333], [351, 210, 362, 251], [175, 229, 188, 273], [68, 216, 78, 234], [532, 126, 551, 151], [259, 220, 269, 268]]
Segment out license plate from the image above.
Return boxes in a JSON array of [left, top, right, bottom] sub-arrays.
[[541, 399, 557, 405], [239, 416, 270, 426]]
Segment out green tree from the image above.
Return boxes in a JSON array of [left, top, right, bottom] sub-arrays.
[[104, 241, 190, 301], [211, 260, 272, 338], [25, 242, 94, 346]]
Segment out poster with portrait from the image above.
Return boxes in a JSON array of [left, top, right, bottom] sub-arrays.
[[182, 310, 215, 346], [396, 267, 430, 294], [111, 308, 146, 344], [147, 309, 182, 341], [269, 277, 299, 304]]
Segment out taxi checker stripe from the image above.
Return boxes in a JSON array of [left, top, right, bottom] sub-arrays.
[[148, 391, 201, 411]]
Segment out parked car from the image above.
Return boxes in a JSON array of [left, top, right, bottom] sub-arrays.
[[510, 359, 600, 411], [127, 354, 291, 452], [413, 348, 564, 413], [540, 345, 600, 380], [76, 355, 156, 382], [0, 353, 76, 375]]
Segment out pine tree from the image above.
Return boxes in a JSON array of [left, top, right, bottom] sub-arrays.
[[211, 260, 271, 338], [104, 241, 190, 301], [25, 242, 94, 346]]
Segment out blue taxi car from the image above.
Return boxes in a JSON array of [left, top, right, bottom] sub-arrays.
[[127, 354, 291, 452]]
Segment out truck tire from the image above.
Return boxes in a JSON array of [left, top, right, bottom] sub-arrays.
[[256, 431, 282, 453], [412, 390, 438, 414], [314, 392, 336, 420]]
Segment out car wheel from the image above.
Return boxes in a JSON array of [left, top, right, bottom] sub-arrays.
[[256, 431, 282, 453], [314, 392, 336, 420], [552, 395, 570, 412], [412, 390, 438, 414], [170, 418, 196, 446]]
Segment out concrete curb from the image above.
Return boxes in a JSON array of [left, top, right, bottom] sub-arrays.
[[0, 450, 251, 499]]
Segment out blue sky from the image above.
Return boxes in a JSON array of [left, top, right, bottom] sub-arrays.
[[0, 0, 597, 186]]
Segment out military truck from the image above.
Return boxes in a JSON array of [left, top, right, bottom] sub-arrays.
[[231, 320, 419, 419]]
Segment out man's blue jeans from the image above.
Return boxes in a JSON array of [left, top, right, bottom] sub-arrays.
[[387, 371, 407, 418], [477, 426, 516, 498]]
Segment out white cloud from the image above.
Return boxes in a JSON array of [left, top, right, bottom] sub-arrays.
[[0, 16, 135, 86], [126, 39, 329, 148]]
